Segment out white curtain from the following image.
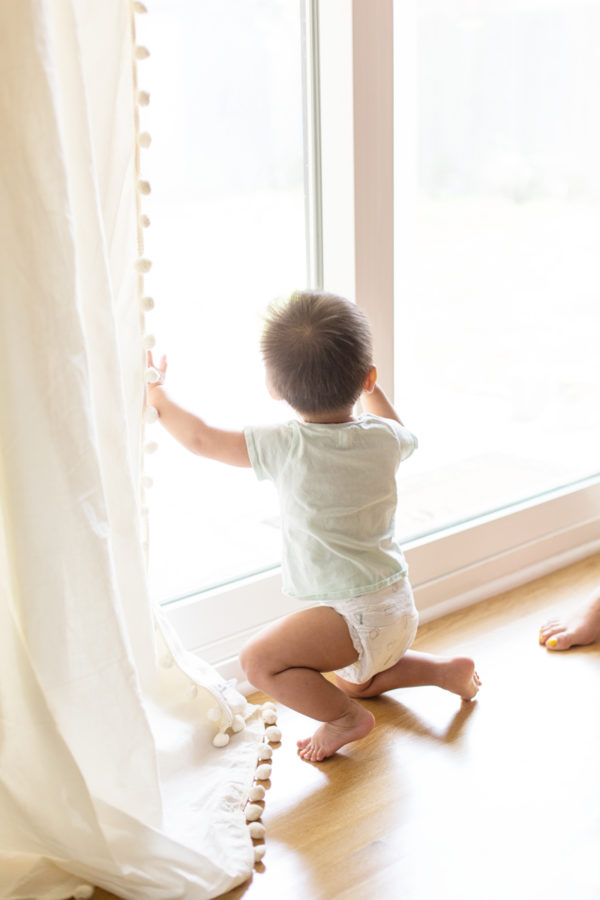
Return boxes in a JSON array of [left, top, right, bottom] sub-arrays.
[[0, 1, 266, 897]]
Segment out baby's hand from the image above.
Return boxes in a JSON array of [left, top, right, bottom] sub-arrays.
[[146, 350, 167, 389]]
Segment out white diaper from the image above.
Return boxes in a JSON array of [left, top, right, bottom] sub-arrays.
[[323, 577, 419, 684]]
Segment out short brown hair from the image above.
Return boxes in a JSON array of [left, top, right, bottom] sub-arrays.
[[261, 291, 373, 415]]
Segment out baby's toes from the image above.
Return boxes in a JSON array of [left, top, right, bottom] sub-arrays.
[[545, 630, 572, 651], [539, 622, 559, 644]]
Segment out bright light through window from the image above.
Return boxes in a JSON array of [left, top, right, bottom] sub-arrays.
[[394, 0, 600, 542], [138, 1, 309, 601]]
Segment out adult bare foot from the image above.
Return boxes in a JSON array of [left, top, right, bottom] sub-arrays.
[[296, 701, 375, 762], [539, 595, 600, 650], [438, 656, 481, 700]]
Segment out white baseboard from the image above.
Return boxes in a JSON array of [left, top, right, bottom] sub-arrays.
[[415, 536, 600, 626]]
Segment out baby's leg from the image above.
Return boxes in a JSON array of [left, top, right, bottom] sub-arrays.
[[538, 590, 600, 650], [240, 607, 375, 761], [336, 650, 481, 701]]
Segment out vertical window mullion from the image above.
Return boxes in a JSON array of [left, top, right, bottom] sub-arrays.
[[301, 0, 324, 289], [352, 0, 395, 398]]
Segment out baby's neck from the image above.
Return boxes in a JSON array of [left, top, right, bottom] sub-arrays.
[[301, 407, 356, 425]]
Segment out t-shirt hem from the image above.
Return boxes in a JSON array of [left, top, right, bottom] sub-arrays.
[[283, 569, 409, 603]]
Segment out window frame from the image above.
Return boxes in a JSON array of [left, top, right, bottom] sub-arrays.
[[163, 0, 600, 687]]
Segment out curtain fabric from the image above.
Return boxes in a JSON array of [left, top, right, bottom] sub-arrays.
[[0, 1, 264, 897]]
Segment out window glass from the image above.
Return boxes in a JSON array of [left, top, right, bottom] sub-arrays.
[[138, 1, 307, 601], [395, 0, 600, 542]]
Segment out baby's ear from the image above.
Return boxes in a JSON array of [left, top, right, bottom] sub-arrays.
[[265, 375, 281, 401], [363, 365, 377, 393]]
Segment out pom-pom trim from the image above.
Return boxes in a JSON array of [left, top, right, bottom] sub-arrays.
[[143, 406, 158, 425], [72, 887, 94, 900], [135, 257, 152, 274], [265, 725, 282, 743], [245, 803, 263, 822]]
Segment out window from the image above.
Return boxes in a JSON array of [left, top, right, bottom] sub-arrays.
[[394, 0, 600, 543], [138, 0, 313, 601], [142, 1, 600, 678]]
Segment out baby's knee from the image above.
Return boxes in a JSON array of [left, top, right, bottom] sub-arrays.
[[239, 635, 272, 686]]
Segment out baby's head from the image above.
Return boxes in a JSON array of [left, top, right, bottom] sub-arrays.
[[261, 291, 373, 416]]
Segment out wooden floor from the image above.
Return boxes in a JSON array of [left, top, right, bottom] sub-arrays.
[[94, 553, 600, 900]]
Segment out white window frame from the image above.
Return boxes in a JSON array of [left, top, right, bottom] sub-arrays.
[[163, 0, 600, 687]]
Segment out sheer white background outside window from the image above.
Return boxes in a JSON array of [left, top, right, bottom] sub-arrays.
[[139, 0, 308, 601], [394, 0, 600, 542]]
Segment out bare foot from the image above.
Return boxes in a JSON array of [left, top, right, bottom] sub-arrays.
[[296, 701, 375, 762], [539, 597, 600, 651], [438, 656, 481, 700]]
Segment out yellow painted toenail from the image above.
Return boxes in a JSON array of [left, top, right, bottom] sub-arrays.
[[548, 638, 557, 647]]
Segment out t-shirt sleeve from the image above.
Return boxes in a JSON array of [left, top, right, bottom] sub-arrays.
[[389, 421, 418, 462], [244, 423, 295, 481]]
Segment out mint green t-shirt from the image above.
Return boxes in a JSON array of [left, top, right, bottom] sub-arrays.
[[244, 414, 418, 602]]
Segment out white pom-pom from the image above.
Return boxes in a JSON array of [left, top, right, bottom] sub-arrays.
[[145, 367, 161, 384], [212, 732, 229, 748], [245, 803, 263, 822], [262, 701, 277, 711], [255, 764, 272, 781], [138, 180, 151, 196], [139, 132, 152, 149], [265, 726, 282, 743], [253, 844, 266, 863], [248, 784, 265, 802], [143, 406, 158, 425], [135, 45, 150, 59], [262, 709, 277, 725], [257, 744, 273, 761], [249, 821, 266, 840], [140, 295, 155, 311], [135, 257, 152, 274], [142, 475, 153, 488], [144, 440, 158, 454], [207, 707, 221, 722], [138, 90, 150, 106], [231, 714, 245, 733], [134, 2, 148, 12], [141, 214, 151, 228], [188, 683, 198, 699], [141, 333, 156, 351], [72, 887, 94, 900]]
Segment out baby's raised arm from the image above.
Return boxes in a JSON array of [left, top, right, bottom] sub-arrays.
[[361, 372, 404, 425], [145, 351, 251, 468]]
